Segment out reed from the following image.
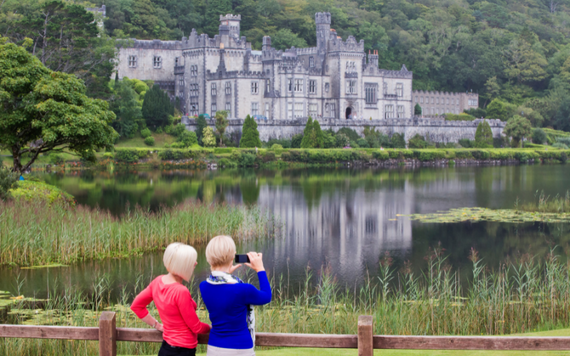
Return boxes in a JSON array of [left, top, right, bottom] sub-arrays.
[[3, 248, 570, 356], [519, 190, 570, 213], [0, 199, 276, 266]]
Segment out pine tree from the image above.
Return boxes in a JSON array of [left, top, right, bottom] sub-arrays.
[[142, 85, 173, 129], [204, 0, 232, 36], [475, 121, 493, 148], [195, 114, 207, 146], [414, 103, 422, 116], [300, 117, 314, 148], [239, 115, 262, 148], [313, 119, 324, 148]]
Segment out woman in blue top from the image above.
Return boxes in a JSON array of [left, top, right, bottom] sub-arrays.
[[200, 235, 271, 356]]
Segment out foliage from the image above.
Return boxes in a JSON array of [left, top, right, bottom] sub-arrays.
[[240, 115, 262, 148], [486, 99, 517, 121], [143, 136, 155, 146], [300, 117, 324, 148], [291, 134, 303, 148], [195, 114, 207, 145], [48, 153, 64, 165], [270, 144, 284, 155], [214, 110, 229, 146], [464, 108, 487, 118], [408, 134, 430, 149], [504, 115, 533, 148], [110, 81, 143, 138], [141, 85, 173, 129], [0, 168, 18, 201], [532, 128, 547, 145], [0, 42, 117, 174], [337, 128, 360, 142], [177, 130, 198, 148], [202, 127, 216, 148], [140, 128, 152, 139], [445, 113, 476, 121], [414, 103, 422, 116], [390, 133, 406, 148], [363, 126, 390, 148], [170, 124, 186, 138], [475, 121, 493, 148], [10, 180, 74, 206], [459, 139, 474, 148], [114, 149, 149, 163], [335, 133, 350, 148]]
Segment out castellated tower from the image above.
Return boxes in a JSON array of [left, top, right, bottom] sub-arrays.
[[219, 14, 241, 39], [315, 12, 331, 53]]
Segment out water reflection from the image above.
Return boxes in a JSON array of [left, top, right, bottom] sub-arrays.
[[2, 164, 570, 298]]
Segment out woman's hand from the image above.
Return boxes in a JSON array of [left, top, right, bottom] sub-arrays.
[[155, 322, 164, 332], [228, 264, 242, 274], [245, 252, 265, 272]]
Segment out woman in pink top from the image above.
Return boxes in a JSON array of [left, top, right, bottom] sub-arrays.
[[131, 243, 211, 356]]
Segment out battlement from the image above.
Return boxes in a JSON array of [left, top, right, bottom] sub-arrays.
[[220, 14, 241, 21], [328, 35, 365, 53], [379, 65, 413, 79], [315, 12, 331, 24], [122, 39, 182, 50]]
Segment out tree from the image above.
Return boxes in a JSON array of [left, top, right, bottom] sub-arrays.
[[390, 133, 406, 148], [142, 85, 173, 129], [110, 81, 143, 138], [414, 103, 422, 116], [504, 115, 532, 148], [177, 130, 198, 147], [312, 119, 324, 148], [300, 117, 315, 148], [475, 121, 493, 148], [554, 97, 570, 132], [204, 0, 232, 36], [503, 39, 548, 84], [486, 99, 517, 121], [0, 42, 117, 174], [196, 114, 207, 146], [214, 110, 229, 146], [532, 128, 546, 144], [239, 115, 262, 148], [202, 127, 216, 147], [271, 28, 308, 50]]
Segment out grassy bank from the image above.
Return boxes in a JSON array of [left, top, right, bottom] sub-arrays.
[[3, 248, 570, 356], [0, 199, 276, 266]]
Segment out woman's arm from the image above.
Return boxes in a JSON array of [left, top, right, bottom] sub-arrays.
[[177, 290, 211, 334], [243, 271, 272, 305], [131, 284, 164, 331]]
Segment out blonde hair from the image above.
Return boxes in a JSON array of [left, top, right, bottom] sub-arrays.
[[205, 235, 236, 268], [163, 243, 198, 281]]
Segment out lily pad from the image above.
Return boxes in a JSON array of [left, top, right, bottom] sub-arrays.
[[20, 264, 69, 270], [396, 207, 570, 224]]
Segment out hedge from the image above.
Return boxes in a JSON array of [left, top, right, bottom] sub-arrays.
[[114, 149, 150, 163]]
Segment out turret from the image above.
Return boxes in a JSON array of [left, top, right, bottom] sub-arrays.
[[262, 36, 271, 51], [315, 12, 331, 52], [368, 50, 379, 68], [219, 14, 241, 39]]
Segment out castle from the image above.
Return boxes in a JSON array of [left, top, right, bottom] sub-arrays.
[[116, 12, 414, 122], [116, 12, 502, 142]]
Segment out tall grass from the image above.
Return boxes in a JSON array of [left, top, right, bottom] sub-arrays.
[[519, 190, 570, 213], [3, 248, 570, 356], [0, 200, 276, 266]]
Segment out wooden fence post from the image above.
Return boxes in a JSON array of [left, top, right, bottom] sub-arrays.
[[358, 315, 373, 356], [99, 312, 117, 356]]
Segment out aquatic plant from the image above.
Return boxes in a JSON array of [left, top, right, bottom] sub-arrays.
[[0, 200, 277, 266]]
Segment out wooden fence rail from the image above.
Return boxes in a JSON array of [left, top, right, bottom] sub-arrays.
[[2, 312, 570, 356]]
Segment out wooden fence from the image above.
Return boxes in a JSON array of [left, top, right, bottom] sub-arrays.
[[2, 312, 570, 356]]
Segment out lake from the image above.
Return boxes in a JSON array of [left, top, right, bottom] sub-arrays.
[[1, 164, 569, 299]]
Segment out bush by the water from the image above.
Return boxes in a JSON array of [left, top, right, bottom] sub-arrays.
[[0, 168, 18, 201], [10, 180, 74, 206], [144, 136, 155, 146], [114, 149, 149, 163]]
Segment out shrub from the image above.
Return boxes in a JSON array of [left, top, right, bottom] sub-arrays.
[[493, 136, 507, 148], [350, 140, 360, 148], [458, 139, 474, 148], [446, 113, 476, 121], [170, 124, 186, 137], [158, 150, 195, 161], [356, 138, 369, 148], [335, 133, 350, 148], [561, 152, 568, 163], [115, 149, 149, 163], [10, 181, 74, 205], [0, 168, 18, 201], [217, 158, 237, 168], [390, 133, 406, 148], [532, 128, 547, 144], [103, 152, 114, 159], [239, 153, 256, 167], [240, 115, 262, 148], [262, 152, 276, 163], [270, 144, 284, 155], [552, 142, 569, 149], [475, 121, 493, 148], [471, 150, 490, 160], [373, 150, 389, 160], [178, 130, 198, 147], [337, 127, 361, 142], [156, 127, 163, 134], [171, 142, 186, 149], [214, 147, 233, 154], [195, 115, 208, 145], [455, 150, 473, 159], [557, 137, 570, 146], [202, 127, 216, 147], [144, 136, 155, 146], [140, 128, 152, 138], [408, 134, 428, 149]]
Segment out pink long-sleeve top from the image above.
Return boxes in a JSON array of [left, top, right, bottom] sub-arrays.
[[130, 276, 210, 349]]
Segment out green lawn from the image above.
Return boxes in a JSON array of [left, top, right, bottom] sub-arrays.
[[122, 329, 570, 356], [115, 133, 176, 148]]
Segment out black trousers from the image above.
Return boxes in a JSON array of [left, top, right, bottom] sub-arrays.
[[158, 340, 196, 356]]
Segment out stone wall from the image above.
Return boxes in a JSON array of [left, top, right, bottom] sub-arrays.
[[182, 116, 505, 143]]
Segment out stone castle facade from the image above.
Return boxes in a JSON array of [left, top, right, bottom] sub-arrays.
[[412, 90, 480, 118], [117, 12, 414, 122]]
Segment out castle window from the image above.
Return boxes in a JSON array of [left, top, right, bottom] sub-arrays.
[[225, 82, 231, 95], [431, 97, 435, 104], [385, 105, 394, 119], [309, 57, 314, 68], [346, 80, 357, 94], [365, 84, 376, 104], [309, 103, 317, 118], [190, 104, 199, 117], [189, 84, 199, 97], [288, 79, 293, 92], [265, 103, 270, 117], [436, 98, 439, 104], [128, 55, 137, 68], [175, 57, 180, 66], [420, 96, 424, 104], [153, 56, 162, 69], [325, 83, 330, 93], [251, 102, 259, 116], [383, 82, 387, 95], [397, 105, 405, 118], [396, 83, 403, 97], [266, 80, 271, 93], [211, 103, 217, 116], [329, 103, 335, 118], [211, 83, 217, 96], [294, 102, 304, 118], [191, 65, 198, 76], [294, 79, 303, 92], [446, 98, 450, 104], [251, 81, 259, 94], [178, 78, 184, 87], [469, 99, 478, 106], [287, 103, 293, 119], [225, 102, 231, 116], [309, 80, 316, 94]]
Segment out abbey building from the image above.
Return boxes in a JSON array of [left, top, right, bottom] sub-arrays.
[[116, 13, 414, 122]]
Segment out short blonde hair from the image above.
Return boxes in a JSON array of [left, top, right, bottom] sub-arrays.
[[163, 242, 198, 281], [205, 235, 236, 268]]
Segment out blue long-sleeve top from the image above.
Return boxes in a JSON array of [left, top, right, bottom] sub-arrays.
[[199, 271, 272, 349]]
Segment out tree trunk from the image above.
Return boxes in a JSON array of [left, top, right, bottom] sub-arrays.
[[11, 147, 23, 174]]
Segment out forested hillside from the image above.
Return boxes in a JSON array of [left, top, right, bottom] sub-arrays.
[[2, 0, 570, 130]]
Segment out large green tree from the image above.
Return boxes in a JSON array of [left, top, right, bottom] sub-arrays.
[[474, 121, 493, 148], [239, 115, 262, 148], [195, 114, 208, 146], [504, 115, 532, 148], [110, 81, 143, 138], [300, 117, 315, 148], [0, 41, 117, 173], [142, 85, 173, 129], [204, 0, 232, 36]]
